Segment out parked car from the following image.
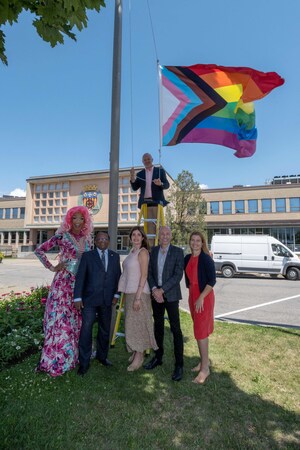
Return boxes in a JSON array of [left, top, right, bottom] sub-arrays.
[[211, 235, 300, 280]]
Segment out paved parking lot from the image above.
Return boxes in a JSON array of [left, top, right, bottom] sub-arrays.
[[1, 258, 299, 328]]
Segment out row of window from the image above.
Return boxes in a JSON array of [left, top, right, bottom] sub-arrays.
[[35, 182, 69, 192], [118, 212, 137, 221], [0, 207, 25, 220], [0, 231, 29, 244], [35, 191, 68, 199], [209, 198, 300, 215]]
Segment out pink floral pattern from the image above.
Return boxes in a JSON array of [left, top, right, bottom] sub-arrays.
[[35, 233, 90, 377]]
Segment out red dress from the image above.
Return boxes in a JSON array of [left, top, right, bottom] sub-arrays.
[[186, 255, 215, 340]]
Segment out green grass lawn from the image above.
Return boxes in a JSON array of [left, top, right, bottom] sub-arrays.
[[1, 312, 299, 450]]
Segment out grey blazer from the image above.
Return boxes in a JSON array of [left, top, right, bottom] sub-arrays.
[[148, 244, 184, 302]]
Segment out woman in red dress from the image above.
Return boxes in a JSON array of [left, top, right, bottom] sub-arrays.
[[184, 231, 216, 384]]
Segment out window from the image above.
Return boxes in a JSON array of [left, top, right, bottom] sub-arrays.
[[121, 213, 128, 220], [42, 184, 48, 191], [275, 198, 286, 212], [122, 204, 128, 211], [35, 201, 40, 207], [248, 199, 258, 213], [42, 201, 46, 207], [20, 207, 25, 219], [290, 198, 300, 212], [130, 213, 137, 220], [42, 193, 47, 199], [5, 208, 11, 219], [41, 208, 46, 214], [12, 208, 18, 219], [62, 199, 67, 206], [49, 183, 55, 190], [122, 187, 129, 193], [35, 193, 40, 199], [55, 200, 60, 206], [62, 182, 69, 189], [0, 209, 3, 219], [222, 201, 232, 214], [48, 200, 53, 206], [62, 191, 68, 198], [130, 204, 137, 211], [34, 209, 39, 215], [47, 216, 53, 222], [210, 202, 219, 215], [121, 177, 129, 185], [34, 216, 39, 223], [130, 194, 137, 202], [122, 195, 129, 203], [235, 200, 245, 214], [271, 244, 292, 258], [55, 208, 60, 214], [36, 185, 41, 192], [62, 207, 67, 214], [54, 216, 60, 222], [48, 208, 53, 214], [49, 192, 54, 198], [262, 199, 272, 213], [55, 192, 60, 198], [56, 183, 62, 190]]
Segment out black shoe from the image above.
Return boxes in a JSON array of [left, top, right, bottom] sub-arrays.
[[143, 357, 163, 370], [172, 366, 183, 382], [77, 366, 89, 376], [97, 358, 113, 367]]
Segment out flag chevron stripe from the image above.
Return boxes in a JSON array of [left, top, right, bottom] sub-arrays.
[[164, 66, 227, 145]]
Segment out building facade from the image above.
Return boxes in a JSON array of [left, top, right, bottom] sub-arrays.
[[1, 171, 299, 255], [202, 176, 300, 252]]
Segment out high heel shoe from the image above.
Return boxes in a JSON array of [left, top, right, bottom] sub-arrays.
[[127, 355, 144, 372], [128, 352, 136, 363], [192, 368, 210, 385]]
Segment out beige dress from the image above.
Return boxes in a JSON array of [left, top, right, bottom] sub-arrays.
[[118, 248, 158, 353]]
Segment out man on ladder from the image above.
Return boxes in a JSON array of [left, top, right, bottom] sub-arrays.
[[130, 153, 169, 246]]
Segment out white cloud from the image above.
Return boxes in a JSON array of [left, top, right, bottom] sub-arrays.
[[9, 188, 26, 197], [200, 184, 208, 190]]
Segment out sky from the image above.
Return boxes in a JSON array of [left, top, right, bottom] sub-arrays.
[[0, 0, 299, 197]]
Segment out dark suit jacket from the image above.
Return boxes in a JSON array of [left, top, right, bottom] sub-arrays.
[[74, 248, 121, 307], [148, 244, 184, 302], [130, 166, 170, 209], [184, 252, 216, 292]]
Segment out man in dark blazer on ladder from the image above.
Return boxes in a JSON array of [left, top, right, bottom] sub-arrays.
[[74, 231, 121, 376], [130, 153, 169, 244], [146, 226, 185, 381]]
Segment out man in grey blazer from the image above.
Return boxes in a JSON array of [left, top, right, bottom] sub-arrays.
[[146, 226, 184, 381], [74, 231, 121, 376]]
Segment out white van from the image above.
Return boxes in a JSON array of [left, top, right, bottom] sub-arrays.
[[211, 235, 300, 280]]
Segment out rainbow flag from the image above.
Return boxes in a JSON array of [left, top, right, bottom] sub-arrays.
[[160, 64, 284, 157]]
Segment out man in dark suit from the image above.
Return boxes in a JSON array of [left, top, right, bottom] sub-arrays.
[[130, 153, 169, 244], [146, 226, 185, 381], [74, 231, 121, 376]]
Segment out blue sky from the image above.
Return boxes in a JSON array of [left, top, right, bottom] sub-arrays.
[[0, 0, 299, 196]]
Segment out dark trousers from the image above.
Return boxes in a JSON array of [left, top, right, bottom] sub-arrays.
[[79, 304, 112, 369], [151, 299, 184, 367]]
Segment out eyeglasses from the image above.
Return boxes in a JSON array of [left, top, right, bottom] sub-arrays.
[[97, 237, 109, 241]]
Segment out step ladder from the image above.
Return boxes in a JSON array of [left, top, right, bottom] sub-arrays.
[[137, 203, 165, 246], [110, 293, 125, 347]]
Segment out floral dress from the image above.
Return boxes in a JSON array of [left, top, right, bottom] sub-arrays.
[[35, 232, 90, 377]]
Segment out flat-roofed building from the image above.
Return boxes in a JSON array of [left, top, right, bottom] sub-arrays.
[[202, 175, 300, 252], [0, 196, 28, 255]]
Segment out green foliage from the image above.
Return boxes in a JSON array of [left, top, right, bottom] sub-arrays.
[[0, 0, 106, 65], [0, 251, 4, 262], [0, 286, 48, 368], [166, 170, 207, 245]]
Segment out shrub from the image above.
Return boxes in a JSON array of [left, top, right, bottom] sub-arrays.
[[0, 286, 49, 368]]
